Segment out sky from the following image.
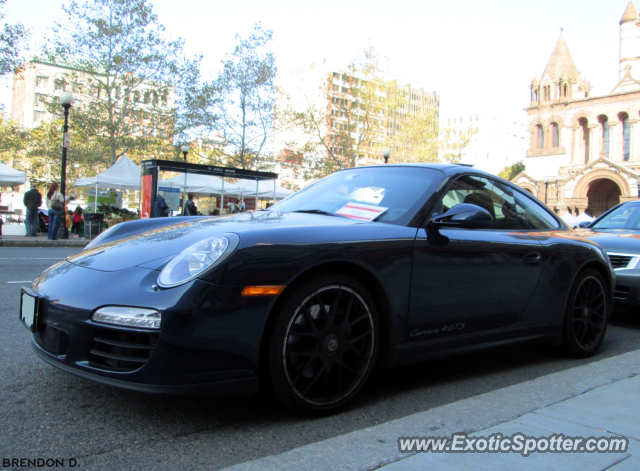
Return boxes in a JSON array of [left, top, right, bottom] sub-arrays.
[[0, 0, 630, 123]]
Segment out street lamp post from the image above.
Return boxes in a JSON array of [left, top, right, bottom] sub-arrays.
[[59, 91, 74, 239], [636, 177, 640, 198], [181, 144, 190, 162], [382, 148, 391, 164]]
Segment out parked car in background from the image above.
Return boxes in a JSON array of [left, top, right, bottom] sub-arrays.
[[20, 164, 613, 413], [576, 200, 640, 310]]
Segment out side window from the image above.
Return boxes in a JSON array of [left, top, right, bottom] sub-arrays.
[[511, 189, 560, 230], [441, 175, 559, 230]]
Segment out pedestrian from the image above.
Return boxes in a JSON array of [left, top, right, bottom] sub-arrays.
[[71, 206, 84, 236], [152, 191, 170, 218], [211, 208, 220, 216], [0, 215, 3, 239], [240, 200, 246, 212], [23, 183, 43, 237], [46, 183, 64, 240], [183, 193, 198, 216]]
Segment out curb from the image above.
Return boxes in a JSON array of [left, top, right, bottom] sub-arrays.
[[0, 239, 89, 247], [222, 349, 640, 471]]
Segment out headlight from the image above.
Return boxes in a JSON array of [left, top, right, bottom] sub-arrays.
[[157, 234, 240, 288], [92, 306, 161, 329]]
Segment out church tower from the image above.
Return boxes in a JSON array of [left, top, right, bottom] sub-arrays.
[[529, 31, 590, 108], [619, 1, 640, 80]]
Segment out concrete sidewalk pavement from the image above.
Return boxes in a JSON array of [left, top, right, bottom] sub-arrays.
[[224, 349, 640, 471], [0, 234, 89, 247]]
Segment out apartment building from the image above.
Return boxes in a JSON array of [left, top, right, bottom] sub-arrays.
[[275, 58, 440, 188]]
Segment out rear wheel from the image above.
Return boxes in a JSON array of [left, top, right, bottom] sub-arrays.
[[266, 274, 378, 413], [562, 269, 609, 358]]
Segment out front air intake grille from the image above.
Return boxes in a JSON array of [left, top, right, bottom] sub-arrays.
[[614, 286, 630, 300], [89, 328, 158, 372], [608, 254, 633, 269]]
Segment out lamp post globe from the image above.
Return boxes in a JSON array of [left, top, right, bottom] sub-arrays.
[[59, 92, 74, 106], [59, 91, 74, 239], [181, 145, 190, 162], [382, 148, 391, 164]]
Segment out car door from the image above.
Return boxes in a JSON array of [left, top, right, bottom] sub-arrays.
[[406, 175, 548, 342]]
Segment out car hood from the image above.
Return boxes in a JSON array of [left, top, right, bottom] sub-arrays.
[[66, 211, 371, 272], [574, 228, 640, 254]]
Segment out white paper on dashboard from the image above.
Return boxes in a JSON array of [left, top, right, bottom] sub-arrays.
[[336, 203, 388, 221]]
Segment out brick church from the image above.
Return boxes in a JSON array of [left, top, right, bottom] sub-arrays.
[[514, 1, 640, 217]]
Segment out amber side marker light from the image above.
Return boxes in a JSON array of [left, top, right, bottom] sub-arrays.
[[241, 285, 286, 296]]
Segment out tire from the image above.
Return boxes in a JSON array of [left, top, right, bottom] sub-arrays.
[[266, 274, 379, 414], [562, 268, 609, 358]]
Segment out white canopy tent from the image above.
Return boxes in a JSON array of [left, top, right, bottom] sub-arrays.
[[0, 162, 27, 213], [0, 162, 27, 187], [234, 179, 294, 200], [76, 155, 143, 210], [163, 173, 241, 195], [576, 212, 595, 223], [561, 213, 579, 228], [75, 155, 141, 191], [163, 173, 243, 213]]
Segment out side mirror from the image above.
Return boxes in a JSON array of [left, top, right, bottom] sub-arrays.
[[429, 203, 493, 229], [578, 221, 592, 228]]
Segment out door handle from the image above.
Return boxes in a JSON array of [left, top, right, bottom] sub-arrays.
[[524, 252, 541, 266]]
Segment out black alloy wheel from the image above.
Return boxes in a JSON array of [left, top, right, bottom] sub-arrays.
[[562, 268, 609, 358], [267, 274, 378, 413]]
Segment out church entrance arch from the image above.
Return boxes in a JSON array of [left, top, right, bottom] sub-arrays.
[[585, 178, 621, 217]]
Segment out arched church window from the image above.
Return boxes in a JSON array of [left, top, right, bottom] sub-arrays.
[[534, 90, 538, 102], [601, 117, 610, 159], [563, 84, 567, 98], [621, 114, 630, 161], [536, 125, 544, 149], [579, 118, 589, 164], [551, 123, 559, 147]]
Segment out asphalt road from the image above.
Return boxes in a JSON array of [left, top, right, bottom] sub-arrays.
[[2, 247, 640, 470]]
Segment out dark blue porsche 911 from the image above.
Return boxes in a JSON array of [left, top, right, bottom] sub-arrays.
[[20, 164, 614, 413]]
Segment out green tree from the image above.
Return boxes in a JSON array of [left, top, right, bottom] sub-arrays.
[[498, 161, 525, 181], [26, 118, 101, 188], [0, 0, 29, 77], [41, 0, 204, 167], [201, 23, 277, 171], [0, 114, 29, 165]]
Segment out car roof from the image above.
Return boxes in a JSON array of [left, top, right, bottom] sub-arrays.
[[355, 163, 497, 178]]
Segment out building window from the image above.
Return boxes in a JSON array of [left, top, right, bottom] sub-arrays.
[[36, 76, 48, 88], [579, 118, 589, 164], [34, 111, 46, 124], [536, 125, 544, 149], [601, 117, 610, 159], [622, 114, 630, 161], [34, 93, 47, 108], [54, 79, 65, 91], [551, 123, 559, 147]]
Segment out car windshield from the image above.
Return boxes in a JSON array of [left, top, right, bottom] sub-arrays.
[[270, 166, 443, 224], [591, 203, 640, 230]]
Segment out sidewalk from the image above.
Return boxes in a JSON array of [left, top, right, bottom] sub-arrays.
[[0, 234, 90, 247], [224, 349, 640, 471]]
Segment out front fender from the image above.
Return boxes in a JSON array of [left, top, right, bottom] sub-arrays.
[[86, 216, 211, 249]]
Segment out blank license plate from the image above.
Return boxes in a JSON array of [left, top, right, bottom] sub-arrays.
[[20, 289, 38, 332]]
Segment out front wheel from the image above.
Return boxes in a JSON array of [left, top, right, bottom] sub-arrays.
[[266, 274, 379, 413], [562, 268, 609, 358]]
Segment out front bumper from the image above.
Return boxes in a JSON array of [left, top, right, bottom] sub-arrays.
[[613, 268, 640, 309], [28, 261, 276, 395]]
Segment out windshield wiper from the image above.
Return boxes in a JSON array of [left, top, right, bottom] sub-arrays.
[[293, 209, 343, 217]]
